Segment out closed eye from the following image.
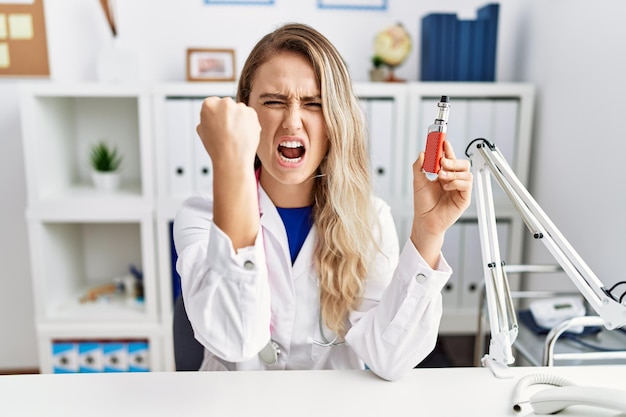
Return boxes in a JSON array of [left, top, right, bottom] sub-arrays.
[[304, 101, 322, 109], [263, 100, 286, 107]]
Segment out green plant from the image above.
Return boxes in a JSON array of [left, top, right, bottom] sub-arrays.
[[371, 55, 386, 69], [90, 141, 123, 172]]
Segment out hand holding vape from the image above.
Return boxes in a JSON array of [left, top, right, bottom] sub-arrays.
[[423, 96, 450, 181]]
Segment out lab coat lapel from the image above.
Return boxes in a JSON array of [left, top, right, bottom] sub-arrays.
[[258, 186, 293, 274], [292, 228, 315, 280]]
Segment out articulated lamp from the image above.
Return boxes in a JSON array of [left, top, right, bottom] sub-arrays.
[[464, 138, 626, 378]]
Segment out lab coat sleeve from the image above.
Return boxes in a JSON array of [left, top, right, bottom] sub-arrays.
[[173, 196, 271, 362], [344, 199, 451, 381]]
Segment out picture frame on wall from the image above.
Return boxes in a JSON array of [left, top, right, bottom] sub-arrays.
[[186, 48, 236, 82], [318, 0, 386, 10], [204, 0, 273, 4]]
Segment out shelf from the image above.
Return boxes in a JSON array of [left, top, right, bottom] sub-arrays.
[[26, 195, 151, 222], [47, 291, 147, 322], [27, 220, 157, 323], [20, 88, 153, 208], [19, 82, 151, 97]]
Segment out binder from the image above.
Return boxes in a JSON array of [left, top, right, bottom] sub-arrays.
[[442, 98, 468, 157], [466, 99, 494, 141], [459, 222, 482, 310], [440, 13, 458, 81], [420, 13, 445, 81], [367, 98, 394, 202], [441, 222, 462, 310], [192, 98, 213, 195], [165, 99, 194, 197], [419, 97, 435, 151], [52, 342, 78, 374], [455, 20, 474, 81], [469, 18, 487, 81], [492, 99, 518, 169], [460, 222, 509, 310], [477, 3, 499, 81]]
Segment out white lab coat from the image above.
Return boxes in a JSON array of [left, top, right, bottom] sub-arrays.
[[174, 186, 452, 381]]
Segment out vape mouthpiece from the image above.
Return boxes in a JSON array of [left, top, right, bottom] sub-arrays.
[[440, 95, 450, 103]]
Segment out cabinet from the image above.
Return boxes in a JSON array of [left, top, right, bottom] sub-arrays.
[[20, 84, 164, 373], [358, 83, 534, 334], [21, 82, 533, 372]]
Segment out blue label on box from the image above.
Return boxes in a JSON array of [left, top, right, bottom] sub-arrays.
[[103, 342, 128, 372], [127, 341, 149, 372], [78, 342, 103, 373], [52, 342, 78, 373]]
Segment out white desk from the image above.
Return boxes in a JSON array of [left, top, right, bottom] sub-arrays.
[[0, 366, 624, 416]]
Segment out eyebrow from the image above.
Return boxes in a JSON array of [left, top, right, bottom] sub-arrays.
[[259, 93, 322, 102]]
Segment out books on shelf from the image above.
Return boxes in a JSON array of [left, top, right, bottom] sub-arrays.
[[420, 3, 499, 82]]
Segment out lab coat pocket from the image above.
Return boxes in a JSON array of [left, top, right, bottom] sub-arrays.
[[382, 294, 423, 345], [310, 321, 339, 363]]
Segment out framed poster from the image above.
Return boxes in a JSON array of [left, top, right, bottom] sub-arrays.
[[0, 0, 49, 77], [187, 48, 236, 82]]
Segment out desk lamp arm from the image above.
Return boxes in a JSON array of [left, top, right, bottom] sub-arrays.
[[464, 138, 626, 376]]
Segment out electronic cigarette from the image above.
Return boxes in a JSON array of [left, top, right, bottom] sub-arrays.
[[423, 96, 450, 181]]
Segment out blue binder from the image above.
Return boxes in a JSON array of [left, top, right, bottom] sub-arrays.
[[420, 3, 499, 82], [477, 3, 499, 81], [420, 13, 444, 81]]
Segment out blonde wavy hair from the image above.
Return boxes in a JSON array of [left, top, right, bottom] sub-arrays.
[[237, 23, 377, 336]]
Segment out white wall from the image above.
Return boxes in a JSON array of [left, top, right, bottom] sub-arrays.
[[1, 0, 624, 369], [520, 0, 626, 292]]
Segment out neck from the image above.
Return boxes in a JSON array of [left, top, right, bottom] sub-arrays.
[[259, 169, 315, 208]]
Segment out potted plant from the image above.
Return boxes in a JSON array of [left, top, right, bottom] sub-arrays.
[[369, 55, 387, 82], [90, 140, 123, 191]]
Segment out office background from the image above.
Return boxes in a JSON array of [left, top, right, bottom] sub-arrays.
[[1, 0, 625, 371]]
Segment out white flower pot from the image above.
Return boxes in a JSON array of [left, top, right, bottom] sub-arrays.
[[92, 171, 121, 192], [369, 67, 387, 82]]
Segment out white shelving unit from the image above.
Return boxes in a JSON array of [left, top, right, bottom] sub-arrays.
[[20, 83, 162, 373], [21, 81, 534, 372]]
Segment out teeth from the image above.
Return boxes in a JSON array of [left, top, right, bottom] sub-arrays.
[[279, 141, 303, 148], [279, 155, 302, 163]]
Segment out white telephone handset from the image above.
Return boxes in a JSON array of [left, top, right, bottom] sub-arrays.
[[512, 374, 626, 415], [529, 385, 626, 414]]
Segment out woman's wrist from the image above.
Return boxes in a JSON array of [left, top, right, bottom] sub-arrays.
[[410, 226, 444, 270], [212, 166, 259, 250]]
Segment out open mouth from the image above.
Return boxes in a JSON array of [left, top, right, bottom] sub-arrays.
[[278, 140, 305, 163]]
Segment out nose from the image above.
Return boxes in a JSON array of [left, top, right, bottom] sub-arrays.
[[281, 105, 303, 133]]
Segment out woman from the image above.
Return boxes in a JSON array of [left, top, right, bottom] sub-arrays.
[[174, 23, 472, 381]]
